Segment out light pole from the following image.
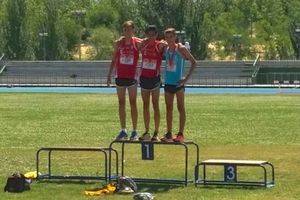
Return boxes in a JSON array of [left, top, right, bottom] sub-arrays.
[[39, 32, 48, 61], [72, 10, 86, 61], [295, 24, 300, 59], [233, 34, 242, 60]]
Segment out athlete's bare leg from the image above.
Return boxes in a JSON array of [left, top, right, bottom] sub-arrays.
[[151, 88, 160, 133], [128, 85, 138, 131], [141, 89, 150, 133], [165, 91, 175, 133], [116, 86, 126, 129], [176, 89, 185, 133]]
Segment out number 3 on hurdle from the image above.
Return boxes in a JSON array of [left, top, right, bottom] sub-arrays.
[[141, 142, 154, 160], [224, 164, 237, 182]]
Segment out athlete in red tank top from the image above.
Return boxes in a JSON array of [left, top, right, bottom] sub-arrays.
[[116, 37, 140, 79], [140, 39, 163, 78], [107, 21, 142, 141], [138, 25, 167, 142]]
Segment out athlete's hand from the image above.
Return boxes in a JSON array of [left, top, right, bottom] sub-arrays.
[[107, 76, 112, 86], [160, 40, 168, 46], [178, 78, 187, 86]]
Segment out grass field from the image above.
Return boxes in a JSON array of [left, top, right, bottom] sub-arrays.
[[0, 93, 299, 200]]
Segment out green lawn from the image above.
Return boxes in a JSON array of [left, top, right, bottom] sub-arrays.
[[0, 93, 299, 200]]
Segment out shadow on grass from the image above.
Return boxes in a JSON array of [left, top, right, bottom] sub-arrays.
[[34, 180, 183, 193], [195, 185, 268, 190], [136, 183, 182, 193], [35, 179, 103, 185]]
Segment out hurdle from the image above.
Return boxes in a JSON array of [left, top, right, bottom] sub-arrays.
[[36, 147, 118, 182], [195, 159, 275, 187], [109, 140, 199, 186]]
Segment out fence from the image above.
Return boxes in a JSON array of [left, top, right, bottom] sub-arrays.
[[256, 73, 300, 85]]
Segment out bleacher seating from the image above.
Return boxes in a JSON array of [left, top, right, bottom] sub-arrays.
[[0, 60, 256, 86], [256, 60, 300, 84]]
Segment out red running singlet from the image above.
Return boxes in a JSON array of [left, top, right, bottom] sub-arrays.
[[140, 40, 163, 78], [116, 37, 140, 79]]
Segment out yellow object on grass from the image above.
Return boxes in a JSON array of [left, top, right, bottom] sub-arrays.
[[84, 183, 117, 196], [24, 171, 38, 179]]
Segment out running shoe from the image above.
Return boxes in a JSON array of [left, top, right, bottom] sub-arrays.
[[115, 130, 128, 141], [173, 132, 185, 143], [139, 132, 151, 141], [160, 132, 173, 142], [151, 132, 160, 142], [130, 131, 139, 141]]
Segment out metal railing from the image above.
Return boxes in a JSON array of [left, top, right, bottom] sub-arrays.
[[0, 54, 7, 75], [0, 68, 253, 87], [256, 72, 300, 85], [251, 54, 261, 78], [1, 72, 299, 87]]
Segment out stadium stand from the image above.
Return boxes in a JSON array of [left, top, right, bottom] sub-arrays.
[[0, 60, 258, 87], [1, 58, 300, 87], [256, 60, 300, 85]]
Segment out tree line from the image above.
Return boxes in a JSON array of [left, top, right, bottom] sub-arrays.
[[0, 0, 300, 60]]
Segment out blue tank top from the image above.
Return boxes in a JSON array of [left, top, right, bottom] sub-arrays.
[[164, 46, 185, 86]]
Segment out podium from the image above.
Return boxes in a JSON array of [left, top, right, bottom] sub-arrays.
[[195, 159, 275, 187], [109, 140, 199, 186], [35, 140, 200, 186]]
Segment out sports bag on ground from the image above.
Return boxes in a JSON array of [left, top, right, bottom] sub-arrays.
[[4, 173, 30, 193]]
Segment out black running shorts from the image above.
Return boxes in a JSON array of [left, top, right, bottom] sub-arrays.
[[140, 76, 161, 90], [164, 84, 185, 94], [115, 78, 137, 87]]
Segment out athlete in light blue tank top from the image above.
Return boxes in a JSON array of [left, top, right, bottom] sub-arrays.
[[161, 28, 196, 143], [164, 46, 185, 86]]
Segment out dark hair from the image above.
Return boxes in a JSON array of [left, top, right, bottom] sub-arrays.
[[145, 25, 157, 33], [164, 28, 176, 35]]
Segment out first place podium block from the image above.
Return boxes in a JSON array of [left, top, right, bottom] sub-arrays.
[[109, 140, 199, 186]]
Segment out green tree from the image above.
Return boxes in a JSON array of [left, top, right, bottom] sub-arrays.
[[4, 0, 27, 60], [110, 0, 145, 34], [136, 0, 186, 32], [1, 0, 300, 60], [87, 0, 119, 29], [185, 0, 222, 59], [89, 26, 117, 59], [255, 0, 293, 59], [62, 18, 81, 59], [42, 0, 68, 60], [24, 0, 46, 60], [0, 0, 6, 54], [282, 0, 300, 59]]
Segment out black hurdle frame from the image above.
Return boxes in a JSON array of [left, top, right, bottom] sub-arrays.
[[36, 147, 118, 182], [109, 140, 199, 186], [194, 162, 275, 187]]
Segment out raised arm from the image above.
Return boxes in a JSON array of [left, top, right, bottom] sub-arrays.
[[178, 44, 197, 86]]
